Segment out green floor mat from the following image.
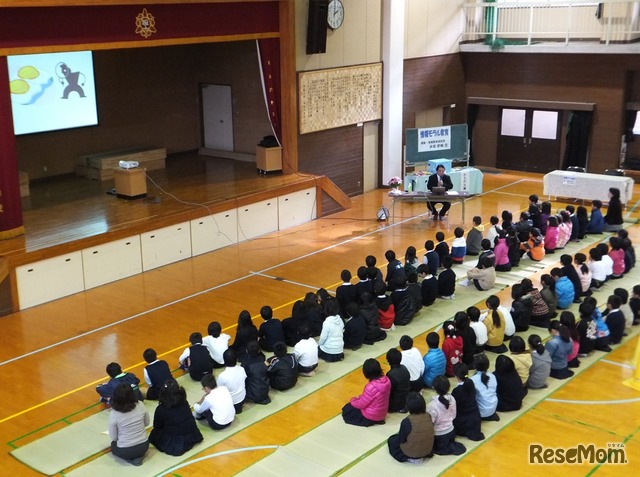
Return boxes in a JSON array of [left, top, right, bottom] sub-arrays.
[[10, 232, 634, 476], [241, 320, 640, 477]]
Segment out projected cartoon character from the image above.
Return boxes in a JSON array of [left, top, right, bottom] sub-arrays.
[[56, 62, 86, 99]]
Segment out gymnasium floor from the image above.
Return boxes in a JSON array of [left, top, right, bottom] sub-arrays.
[[1, 170, 639, 477]]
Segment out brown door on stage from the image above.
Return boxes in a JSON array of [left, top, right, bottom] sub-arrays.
[[496, 108, 562, 173]]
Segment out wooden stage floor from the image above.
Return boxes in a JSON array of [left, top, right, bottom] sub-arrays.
[[1, 169, 639, 477], [0, 152, 317, 257]]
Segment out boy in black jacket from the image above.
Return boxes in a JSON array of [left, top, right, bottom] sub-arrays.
[[386, 348, 410, 413], [438, 256, 456, 299], [266, 342, 299, 391], [417, 264, 438, 306]]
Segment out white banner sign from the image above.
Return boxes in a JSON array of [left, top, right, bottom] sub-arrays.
[[417, 126, 451, 152]]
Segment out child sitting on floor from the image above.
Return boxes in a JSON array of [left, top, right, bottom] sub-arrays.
[[217, 348, 247, 414], [417, 264, 438, 307], [466, 216, 484, 256], [441, 321, 463, 377], [342, 359, 391, 427], [266, 342, 299, 391], [451, 363, 485, 441], [427, 376, 466, 456], [423, 240, 440, 277], [387, 392, 434, 464], [486, 215, 502, 246], [545, 320, 574, 380], [400, 335, 425, 392], [463, 255, 496, 291], [202, 321, 230, 369], [527, 334, 551, 389], [438, 256, 456, 300], [386, 348, 411, 414], [422, 332, 446, 389], [450, 227, 467, 264], [586, 200, 604, 234], [435, 231, 450, 265], [483, 295, 507, 353], [293, 324, 319, 376], [142, 348, 172, 401], [179, 332, 215, 381], [521, 227, 545, 261], [508, 336, 532, 387], [97, 362, 144, 404], [470, 353, 499, 422], [494, 355, 527, 412], [193, 374, 235, 431]]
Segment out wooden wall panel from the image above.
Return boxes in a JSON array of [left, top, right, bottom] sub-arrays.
[[462, 53, 640, 173], [15, 41, 272, 180], [402, 54, 467, 132], [298, 125, 363, 214]]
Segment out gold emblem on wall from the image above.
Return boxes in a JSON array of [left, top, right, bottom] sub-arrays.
[[135, 8, 157, 38]]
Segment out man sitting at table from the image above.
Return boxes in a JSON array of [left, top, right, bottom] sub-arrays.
[[426, 164, 454, 220]]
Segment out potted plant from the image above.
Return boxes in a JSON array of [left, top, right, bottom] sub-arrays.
[[388, 176, 403, 195]]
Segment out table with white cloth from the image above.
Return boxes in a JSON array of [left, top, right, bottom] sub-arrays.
[[389, 191, 471, 224], [404, 167, 483, 195], [543, 170, 634, 205]]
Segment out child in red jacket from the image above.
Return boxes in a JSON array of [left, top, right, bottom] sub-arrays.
[[441, 321, 463, 377]]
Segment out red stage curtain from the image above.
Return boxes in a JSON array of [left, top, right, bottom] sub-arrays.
[[257, 38, 282, 144], [0, 56, 24, 240]]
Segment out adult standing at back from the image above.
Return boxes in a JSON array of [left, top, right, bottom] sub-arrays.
[[426, 164, 454, 220]]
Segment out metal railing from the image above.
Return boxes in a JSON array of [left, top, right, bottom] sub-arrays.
[[462, 0, 640, 48]]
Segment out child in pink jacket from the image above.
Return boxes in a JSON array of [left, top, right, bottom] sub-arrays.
[[493, 233, 511, 272], [544, 216, 559, 254], [342, 358, 391, 426], [609, 237, 626, 278]]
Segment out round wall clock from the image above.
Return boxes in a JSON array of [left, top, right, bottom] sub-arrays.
[[327, 0, 344, 30]]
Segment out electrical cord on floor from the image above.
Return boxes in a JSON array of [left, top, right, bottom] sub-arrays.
[[143, 170, 235, 244]]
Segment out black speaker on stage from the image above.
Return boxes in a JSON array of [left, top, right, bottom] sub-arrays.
[[306, 0, 329, 55]]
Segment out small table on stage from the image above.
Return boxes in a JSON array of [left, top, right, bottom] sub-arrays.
[[389, 191, 471, 223]]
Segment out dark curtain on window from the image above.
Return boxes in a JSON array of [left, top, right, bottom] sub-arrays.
[[562, 111, 592, 170], [624, 109, 636, 143], [467, 104, 479, 166]]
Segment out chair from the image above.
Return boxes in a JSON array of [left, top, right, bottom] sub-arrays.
[[604, 169, 625, 176], [566, 166, 586, 173]]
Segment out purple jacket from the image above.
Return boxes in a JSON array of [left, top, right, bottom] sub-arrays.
[[350, 375, 391, 421], [493, 238, 510, 266]]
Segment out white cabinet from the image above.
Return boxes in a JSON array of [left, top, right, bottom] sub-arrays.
[[278, 187, 317, 230], [140, 222, 192, 271], [82, 236, 142, 289], [16, 252, 85, 309], [191, 210, 238, 256], [237, 198, 278, 241]]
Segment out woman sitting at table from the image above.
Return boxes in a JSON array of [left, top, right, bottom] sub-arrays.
[[603, 187, 623, 232], [426, 164, 454, 220]]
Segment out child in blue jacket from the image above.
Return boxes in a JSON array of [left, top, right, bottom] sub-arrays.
[[96, 362, 144, 404], [586, 200, 604, 234], [551, 268, 575, 309], [422, 332, 446, 388]]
